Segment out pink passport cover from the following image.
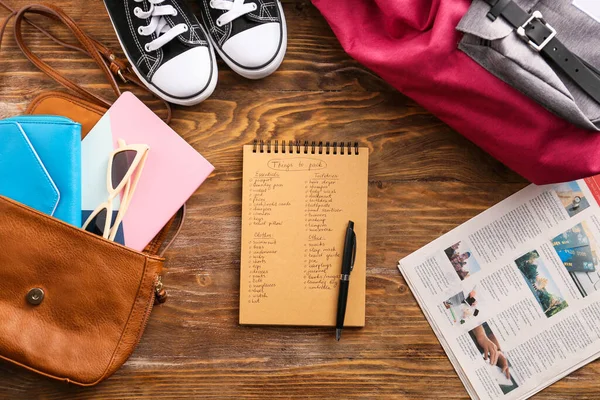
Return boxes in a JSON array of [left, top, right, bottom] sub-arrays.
[[84, 92, 214, 251]]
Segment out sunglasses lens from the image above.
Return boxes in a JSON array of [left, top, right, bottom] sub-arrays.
[[85, 207, 108, 236], [111, 150, 138, 190]]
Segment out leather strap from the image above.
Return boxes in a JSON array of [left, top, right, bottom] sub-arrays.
[[482, 0, 600, 105], [158, 204, 187, 257], [0, 1, 172, 123], [144, 204, 187, 257], [487, 0, 511, 21]]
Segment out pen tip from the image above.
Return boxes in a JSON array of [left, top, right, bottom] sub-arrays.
[[336, 329, 342, 341]]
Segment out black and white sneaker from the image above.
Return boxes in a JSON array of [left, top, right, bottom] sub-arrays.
[[197, 0, 287, 79], [103, 0, 218, 105]]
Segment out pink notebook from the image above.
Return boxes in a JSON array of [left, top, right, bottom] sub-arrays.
[[82, 92, 214, 251]]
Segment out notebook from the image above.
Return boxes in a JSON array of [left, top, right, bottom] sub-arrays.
[[82, 92, 214, 251], [240, 140, 369, 326]]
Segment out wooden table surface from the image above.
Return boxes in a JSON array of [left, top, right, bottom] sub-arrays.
[[0, 0, 598, 398]]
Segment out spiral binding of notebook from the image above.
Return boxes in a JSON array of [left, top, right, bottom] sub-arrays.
[[252, 140, 359, 155]]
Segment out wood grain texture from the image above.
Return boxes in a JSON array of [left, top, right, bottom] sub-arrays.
[[0, 0, 593, 398]]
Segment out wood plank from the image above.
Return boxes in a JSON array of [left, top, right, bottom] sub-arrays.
[[1, 0, 596, 398]]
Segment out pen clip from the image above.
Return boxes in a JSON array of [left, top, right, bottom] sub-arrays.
[[350, 232, 357, 272]]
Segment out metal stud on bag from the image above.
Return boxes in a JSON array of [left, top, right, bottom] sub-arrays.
[[26, 288, 44, 305]]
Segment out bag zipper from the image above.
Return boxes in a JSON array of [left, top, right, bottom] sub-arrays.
[[134, 275, 167, 347], [154, 275, 168, 304]]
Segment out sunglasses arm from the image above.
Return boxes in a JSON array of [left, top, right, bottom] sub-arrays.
[[108, 179, 132, 241]]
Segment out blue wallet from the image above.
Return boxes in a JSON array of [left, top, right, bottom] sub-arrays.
[[0, 115, 82, 226]]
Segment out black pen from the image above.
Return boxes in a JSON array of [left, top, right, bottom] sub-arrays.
[[336, 220, 357, 341]]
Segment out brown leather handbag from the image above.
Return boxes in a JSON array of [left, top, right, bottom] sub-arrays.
[[0, 2, 184, 386], [0, 196, 173, 386]]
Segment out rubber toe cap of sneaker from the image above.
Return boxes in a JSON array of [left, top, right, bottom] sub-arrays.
[[151, 47, 213, 99], [222, 23, 281, 69]]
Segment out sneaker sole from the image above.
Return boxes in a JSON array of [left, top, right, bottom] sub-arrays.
[[104, 3, 218, 106], [208, 1, 287, 80]]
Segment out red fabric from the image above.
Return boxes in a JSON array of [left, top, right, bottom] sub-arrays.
[[311, 0, 600, 184]]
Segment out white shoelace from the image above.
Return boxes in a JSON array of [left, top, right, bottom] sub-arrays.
[[133, 0, 189, 52], [209, 0, 257, 27]]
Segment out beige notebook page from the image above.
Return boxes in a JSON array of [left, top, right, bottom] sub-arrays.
[[240, 144, 368, 326]]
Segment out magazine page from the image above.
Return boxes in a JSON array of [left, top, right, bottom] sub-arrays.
[[399, 176, 600, 400]]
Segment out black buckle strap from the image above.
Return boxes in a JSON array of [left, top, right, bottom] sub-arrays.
[[486, 0, 510, 22], [482, 0, 600, 105], [515, 11, 556, 51]]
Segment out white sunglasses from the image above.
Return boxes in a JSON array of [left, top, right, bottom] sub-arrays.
[[82, 138, 149, 241]]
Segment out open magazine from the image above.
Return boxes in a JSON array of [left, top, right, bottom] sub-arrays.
[[398, 176, 600, 400]]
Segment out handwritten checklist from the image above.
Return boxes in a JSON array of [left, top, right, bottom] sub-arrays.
[[240, 142, 368, 326]]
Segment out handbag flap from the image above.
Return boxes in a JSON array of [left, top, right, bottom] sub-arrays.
[[26, 91, 106, 138], [0, 121, 59, 216], [0, 196, 164, 385]]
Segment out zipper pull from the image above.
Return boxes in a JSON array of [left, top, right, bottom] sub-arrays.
[[154, 275, 168, 304]]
